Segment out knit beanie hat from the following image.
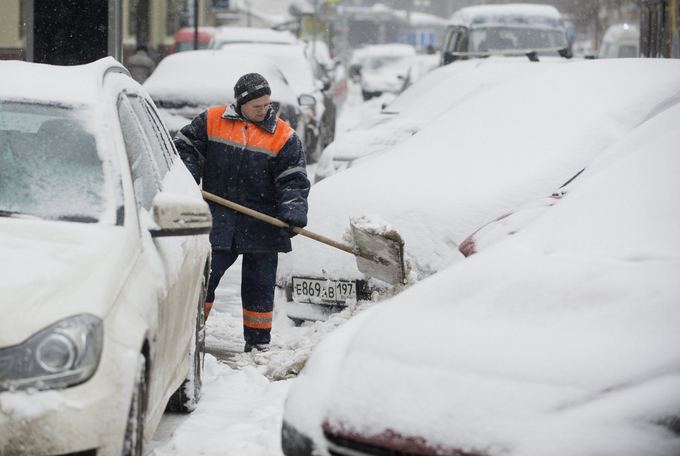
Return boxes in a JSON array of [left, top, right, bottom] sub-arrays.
[[234, 73, 271, 107]]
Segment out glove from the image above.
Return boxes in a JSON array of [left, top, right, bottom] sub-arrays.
[[283, 224, 300, 238]]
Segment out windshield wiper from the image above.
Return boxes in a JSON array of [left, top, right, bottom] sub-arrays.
[[0, 210, 97, 223], [56, 214, 99, 223], [0, 209, 31, 218]]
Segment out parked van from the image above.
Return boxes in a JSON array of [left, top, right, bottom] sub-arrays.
[[440, 3, 570, 65], [599, 23, 639, 58]]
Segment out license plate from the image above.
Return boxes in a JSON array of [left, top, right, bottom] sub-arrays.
[[291, 277, 356, 305]]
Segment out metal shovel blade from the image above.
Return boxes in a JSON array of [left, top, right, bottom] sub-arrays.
[[351, 222, 407, 286]]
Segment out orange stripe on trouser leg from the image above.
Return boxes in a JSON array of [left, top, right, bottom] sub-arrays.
[[243, 309, 273, 330], [204, 301, 214, 318]]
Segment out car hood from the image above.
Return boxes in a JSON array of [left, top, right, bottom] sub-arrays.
[[0, 218, 131, 346]]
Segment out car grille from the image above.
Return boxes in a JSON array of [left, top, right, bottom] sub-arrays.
[[326, 433, 412, 455], [325, 429, 486, 456]]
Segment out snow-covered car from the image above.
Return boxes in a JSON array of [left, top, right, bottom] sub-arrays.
[[219, 43, 337, 162], [0, 58, 212, 456], [441, 3, 571, 65], [281, 97, 680, 456], [143, 50, 307, 139], [278, 58, 680, 323], [354, 44, 417, 100], [209, 26, 298, 48], [314, 55, 569, 182], [599, 23, 640, 58], [359, 52, 438, 101]]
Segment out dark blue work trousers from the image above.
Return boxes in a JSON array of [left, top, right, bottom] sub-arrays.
[[206, 250, 278, 346]]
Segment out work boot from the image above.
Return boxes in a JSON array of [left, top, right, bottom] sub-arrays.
[[244, 342, 270, 353], [204, 301, 214, 319]]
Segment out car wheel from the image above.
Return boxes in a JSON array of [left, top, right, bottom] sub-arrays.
[[166, 295, 205, 413], [361, 90, 373, 101], [122, 354, 146, 456]]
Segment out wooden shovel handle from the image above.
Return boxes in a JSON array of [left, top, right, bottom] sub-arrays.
[[201, 190, 356, 256]]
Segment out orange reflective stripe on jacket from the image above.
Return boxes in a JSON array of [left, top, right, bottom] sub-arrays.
[[243, 309, 273, 330], [206, 106, 293, 156]]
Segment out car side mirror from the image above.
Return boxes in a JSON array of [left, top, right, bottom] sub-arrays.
[[149, 194, 212, 237], [298, 94, 316, 107], [442, 51, 457, 65]]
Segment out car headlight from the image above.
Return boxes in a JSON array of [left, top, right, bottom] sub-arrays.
[[0, 314, 103, 391]]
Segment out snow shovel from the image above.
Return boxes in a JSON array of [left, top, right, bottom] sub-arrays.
[[201, 191, 407, 285]]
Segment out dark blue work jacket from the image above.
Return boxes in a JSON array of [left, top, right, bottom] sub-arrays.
[[174, 104, 310, 253]]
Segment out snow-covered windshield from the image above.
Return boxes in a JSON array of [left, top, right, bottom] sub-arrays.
[[0, 101, 109, 223], [470, 27, 568, 51]]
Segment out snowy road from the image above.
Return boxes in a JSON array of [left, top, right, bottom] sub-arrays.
[[147, 82, 391, 456]]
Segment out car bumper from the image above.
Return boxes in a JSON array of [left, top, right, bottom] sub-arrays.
[[0, 334, 138, 456]]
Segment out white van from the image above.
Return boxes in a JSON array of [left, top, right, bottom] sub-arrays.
[[440, 3, 570, 65], [598, 23, 639, 58]]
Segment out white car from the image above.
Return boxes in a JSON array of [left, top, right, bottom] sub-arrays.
[[441, 3, 571, 65], [282, 93, 680, 456], [209, 26, 298, 48], [599, 23, 640, 58], [278, 58, 680, 323], [355, 44, 417, 100], [0, 58, 212, 456]]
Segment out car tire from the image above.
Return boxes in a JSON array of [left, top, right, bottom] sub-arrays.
[[361, 90, 373, 101], [122, 354, 146, 456], [166, 290, 206, 413]]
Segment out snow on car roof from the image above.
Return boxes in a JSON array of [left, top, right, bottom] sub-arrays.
[[322, 57, 568, 163], [309, 101, 680, 456], [278, 59, 680, 285], [0, 57, 127, 106], [211, 26, 298, 46], [218, 43, 318, 95], [143, 50, 297, 106], [450, 3, 565, 29]]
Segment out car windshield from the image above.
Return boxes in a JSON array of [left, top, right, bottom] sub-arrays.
[[0, 101, 110, 223], [470, 27, 568, 51]]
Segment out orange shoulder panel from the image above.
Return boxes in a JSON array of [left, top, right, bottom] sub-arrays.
[[206, 106, 241, 143], [206, 108, 294, 155], [241, 117, 295, 155]]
